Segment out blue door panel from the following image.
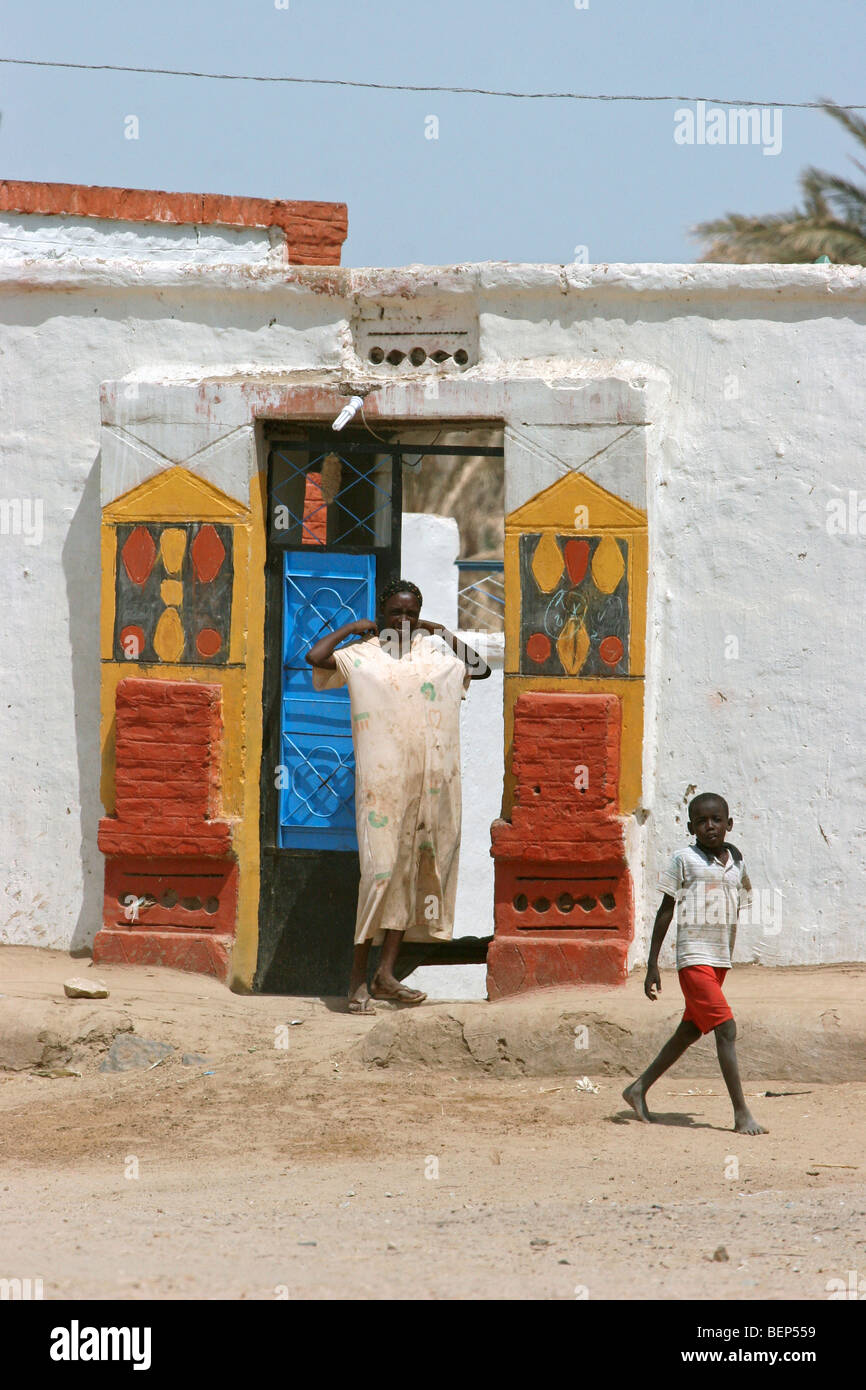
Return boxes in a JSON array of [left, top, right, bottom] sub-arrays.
[[282, 664, 351, 698], [282, 555, 374, 668], [282, 695, 350, 738], [278, 732, 357, 850], [278, 551, 375, 849]]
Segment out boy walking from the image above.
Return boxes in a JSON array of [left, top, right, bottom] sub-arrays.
[[623, 792, 767, 1135]]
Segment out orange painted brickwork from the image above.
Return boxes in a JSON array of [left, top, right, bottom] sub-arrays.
[[98, 678, 232, 858], [94, 929, 232, 979], [95, 679, 237, 980], [0, 179, 348, 265], [506, 692, 621, 847], [488, 691, 632, 994], [493, 693, 623, 864], [303, 473, 327, 545]]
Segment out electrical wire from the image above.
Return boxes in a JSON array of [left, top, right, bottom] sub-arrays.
[[0, 56, 862, 108]]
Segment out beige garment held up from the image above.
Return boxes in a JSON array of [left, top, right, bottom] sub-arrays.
[[312, 629, 471, 945]]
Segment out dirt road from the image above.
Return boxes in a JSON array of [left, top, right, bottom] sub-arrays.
[[1, 948, 864, 1300]]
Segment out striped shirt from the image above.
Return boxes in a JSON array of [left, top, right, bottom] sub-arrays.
[[657, 843, 752, 970]]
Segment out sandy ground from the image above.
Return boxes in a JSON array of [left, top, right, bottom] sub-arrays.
[[1, 947, 864, 1301]]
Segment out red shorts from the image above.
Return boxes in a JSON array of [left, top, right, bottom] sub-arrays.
[[678, 965, 733, 1034]]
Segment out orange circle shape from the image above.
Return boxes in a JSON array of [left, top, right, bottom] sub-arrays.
[[526, 632, 551, 664], [599, 635, 624, 667], [195, 627, 222, 658], [120, 625, 146, 660]]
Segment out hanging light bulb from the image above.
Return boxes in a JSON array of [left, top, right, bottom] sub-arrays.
[[332, 395, 364, 431]]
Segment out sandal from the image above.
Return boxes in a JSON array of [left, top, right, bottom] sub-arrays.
[[347, 996, 377, 1014]]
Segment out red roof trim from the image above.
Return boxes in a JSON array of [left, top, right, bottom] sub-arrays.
[[0, 179, 348, 265]]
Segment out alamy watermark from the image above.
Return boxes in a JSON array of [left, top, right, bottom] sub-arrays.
[[678, 883, 784, 935], [826, 1269, 865, 1299], [0, 1276, 43, 1300], [0, 497, 43, 545], [674, 101, 782, 157], [50, 1321, 151, 1369], [826, 491, 866, 536]]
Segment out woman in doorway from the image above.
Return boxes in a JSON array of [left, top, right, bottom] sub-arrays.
[[306, 579, 491, 1013]]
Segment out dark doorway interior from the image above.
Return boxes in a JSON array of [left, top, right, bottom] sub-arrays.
[[254, 427, 504, 996]]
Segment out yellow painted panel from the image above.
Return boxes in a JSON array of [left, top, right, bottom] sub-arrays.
[[159, 529, 187, 576], [100, 526, 116, 660], [506, 471, 646, 531], [628, 530, 647, 676], [502, 675, 644, 817], [228, 520, 252, 666], [100, 462, 262, 997], [160, 579, 184, 607], [153, 608, 185, 662], [229, 467, 268, 993], [103, 465, 251, 523], [500, 471, 648, 833], [504, 534, 521, 673]]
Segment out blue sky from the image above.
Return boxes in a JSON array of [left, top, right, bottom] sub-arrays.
[[2, 0, 864, 266]]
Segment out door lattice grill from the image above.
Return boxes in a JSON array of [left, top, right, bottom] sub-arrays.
[[282, 734, 356, 822], [283, 576, 369, 666], [271, 445, 394, 549]]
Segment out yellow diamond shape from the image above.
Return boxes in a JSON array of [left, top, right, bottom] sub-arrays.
[[591, 535, 625, 594], [557, 619, 590, 675], [530, 533, 564, 593]]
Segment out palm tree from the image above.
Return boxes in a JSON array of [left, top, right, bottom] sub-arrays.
[[693, 102, 866, 264]]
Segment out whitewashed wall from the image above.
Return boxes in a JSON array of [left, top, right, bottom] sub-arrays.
[[1, 213, 865, 979], [399, 512, 459, 629], [401, 628, 504, 1002], [397, 514, 501, 1000]]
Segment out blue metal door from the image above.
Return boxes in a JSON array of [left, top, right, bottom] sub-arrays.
[[278, 551, 375, 849]]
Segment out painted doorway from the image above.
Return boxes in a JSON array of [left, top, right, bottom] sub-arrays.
[[256, 429, 402, 994]]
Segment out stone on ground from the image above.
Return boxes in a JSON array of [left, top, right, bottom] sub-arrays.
[[63, 977, 109, 999], [99, 1035, 176, 1073]]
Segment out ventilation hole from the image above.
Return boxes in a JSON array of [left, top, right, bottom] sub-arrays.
[[533, 897, 551, 913], [513, 893, 528, 912], [600, 893, 616, 911], [161, 890, 179, 908], [577, 896, 597, 913], [431, 350, 450, 363], [533, 785, 541, 795], [557, 892, 575, 913], [386, 349, 405, 365], [368, 346, 385, 364], [409, 347, 427, 366], [453, 348, 469, 365], [180, 896, 202, 911], [204, 897, 220, 914]]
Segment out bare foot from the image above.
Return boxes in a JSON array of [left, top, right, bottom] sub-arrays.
[[622, 1080, 654, 1122], [370, 972, 427, 1004], [734, 1111, 768, 1135]]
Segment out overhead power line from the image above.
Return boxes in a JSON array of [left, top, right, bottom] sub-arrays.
[[0, 55, 863, 108]]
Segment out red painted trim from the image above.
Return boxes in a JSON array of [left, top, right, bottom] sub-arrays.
[[0, 179, 348, 265]]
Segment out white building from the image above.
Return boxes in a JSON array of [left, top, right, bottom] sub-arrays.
[[1, 180, 864, 998]]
